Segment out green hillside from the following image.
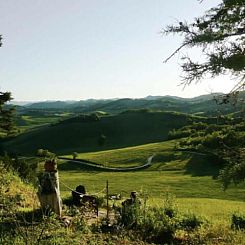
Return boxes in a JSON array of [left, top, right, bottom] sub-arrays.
[[58, 140, 245, 202], [3, 110, 202, 155], [61, 140, 221, 176]]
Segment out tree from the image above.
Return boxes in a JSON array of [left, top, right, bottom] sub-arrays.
[[72, 152, 78, 160], [163, 0, 245, 94], [0, 36, 15, 136], [0, 91, 15, 136], [219, 147, 245, 189], [163, 0, 245, 188]]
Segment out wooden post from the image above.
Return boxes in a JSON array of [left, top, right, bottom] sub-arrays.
[[106, 180, 109, 224], [38, 160, 62, 216]]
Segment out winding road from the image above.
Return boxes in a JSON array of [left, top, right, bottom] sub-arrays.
[[59, 154, 155, 172]]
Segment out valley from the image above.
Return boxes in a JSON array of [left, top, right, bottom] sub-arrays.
[[1, 93, 244, 244]]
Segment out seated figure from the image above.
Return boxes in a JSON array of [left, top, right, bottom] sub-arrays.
[[72, 185, 86, 205]]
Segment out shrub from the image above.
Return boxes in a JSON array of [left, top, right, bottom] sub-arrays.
[[0, 155, 37, 184], [231, 213, 245, 230], [138, 207, 179, 244], [180, 213, 204, 230], [117, 192, 180, 244], [120, 201, 141, 228]]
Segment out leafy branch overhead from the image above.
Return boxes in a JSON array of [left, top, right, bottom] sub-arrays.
[[163, 0, 245, 91]]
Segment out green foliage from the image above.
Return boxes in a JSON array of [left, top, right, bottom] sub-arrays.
[[219, 148, 245, 189], [231, 212, 245, 230], [0, 91, 15, 137], [171, 120, 245, 188], [0, 163, 18, 214], [163, 0, 245, 191], [118, 194, 205, 244], [163, 0, 245, 91], [180, 213, 204, 231], [36, 148, 56, 159], [0, 154, 38, 184], [138, 207, 179, 244], [120, 201, 141, 228], [72, 151, 78, 160]]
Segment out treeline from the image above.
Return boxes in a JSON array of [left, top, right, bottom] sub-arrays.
[[168, 121, 245, 151]]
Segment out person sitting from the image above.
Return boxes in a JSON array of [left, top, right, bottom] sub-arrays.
[[72, 185, 86, 206]]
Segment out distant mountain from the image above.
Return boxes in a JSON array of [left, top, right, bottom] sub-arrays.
[[9, 101, 35, 106], [14, 92, 244, 116]]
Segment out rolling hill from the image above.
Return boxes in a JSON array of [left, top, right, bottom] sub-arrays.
[[12, 92, 245, 116], [2, 110, 206, 155]]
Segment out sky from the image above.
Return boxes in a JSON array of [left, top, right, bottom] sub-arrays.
[[0, 0, 236, 101]]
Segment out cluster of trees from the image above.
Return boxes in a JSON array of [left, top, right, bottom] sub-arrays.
[[59, 113, 100, 125], [171, 122, 244, 148], [164, 0, 245, 188], [36, 149, 56, 158], [169, 120, 245, 189]]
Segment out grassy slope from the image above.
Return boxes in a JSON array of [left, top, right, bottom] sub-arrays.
[[0, 165, 38, 209], [15, 112, 72, 133], [58, 140, 245, 200], [58, 140, 245, 224], [59, 170, 245, 201], [150, 198, 245, 224], [4, 111, 200, 155], [63, 140, 175, 168]]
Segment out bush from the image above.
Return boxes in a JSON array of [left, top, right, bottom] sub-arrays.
[[120, 201, 141, 228], [180, 213, 204, 230], [231, 213, 245, 230], [0, 155, 37, 184], [138, 207, 179, 244], [117, 192, 180, 244]]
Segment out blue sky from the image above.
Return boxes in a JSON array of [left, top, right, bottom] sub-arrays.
[[0, 0, 235, 101]]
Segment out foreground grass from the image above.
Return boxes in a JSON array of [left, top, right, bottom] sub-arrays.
[[58, 139, 245, 225], [59, 169, 245, 201], [150, 197, 245, 225]]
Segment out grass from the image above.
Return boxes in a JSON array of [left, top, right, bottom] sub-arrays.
[[63, 140, 220, 175], [0, 164, 38, 209], [55, 139, 245, 229], [58, 169, 245, 201], [58, 168, 245, 227], [63, 140, 176, 168], [150, 197, 245, 225], [57, 140, 245, 203]]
